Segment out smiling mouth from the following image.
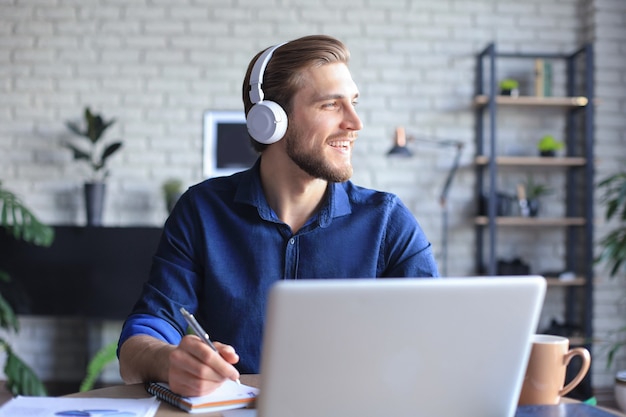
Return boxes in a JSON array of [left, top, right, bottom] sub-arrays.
[[329, 140, 352, 149]]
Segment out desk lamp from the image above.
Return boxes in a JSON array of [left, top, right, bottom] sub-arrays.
[[387, 126, 465, 276]]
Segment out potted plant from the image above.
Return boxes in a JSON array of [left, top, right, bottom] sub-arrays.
[[537, 135, 564, 157], [523, 175, 553, 217], [0, 181, 53, 396], [64, 107, 123, 226], [162, 178, 183, 213], [499, 78, 520, 97], [596, 171, 626, 411]]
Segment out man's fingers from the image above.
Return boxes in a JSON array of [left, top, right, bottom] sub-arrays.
[[174, 336, 240, 384], [214, 342, 240, 365]]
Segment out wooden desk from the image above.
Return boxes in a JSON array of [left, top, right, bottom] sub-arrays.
[[68, 375, 626, 417], [67, 375, 260, 416]]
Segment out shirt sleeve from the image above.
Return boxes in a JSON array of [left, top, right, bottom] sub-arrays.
[[117, 190, 204, 355], [118, 312, 183, 354], [381, 195, 440, 278]]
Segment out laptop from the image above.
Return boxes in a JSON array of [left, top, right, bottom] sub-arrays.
[[248, 276, 546, 417]]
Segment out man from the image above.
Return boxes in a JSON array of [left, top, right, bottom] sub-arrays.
[[118, 35, 438, 397]]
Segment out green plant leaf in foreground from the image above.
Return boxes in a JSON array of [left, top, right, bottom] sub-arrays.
[[1, 341, 47, 396], [606, 326, 626, 369], [0, 291, 19, 333], [0, 184, 54, 247], [80, 341, 118, 392], [596, 171, 626, 278]]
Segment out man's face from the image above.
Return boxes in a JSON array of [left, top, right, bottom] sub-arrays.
[[283, 62, 362, 183]]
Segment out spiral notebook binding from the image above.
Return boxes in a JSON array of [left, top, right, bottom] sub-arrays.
[[145, 382, 188, 410]]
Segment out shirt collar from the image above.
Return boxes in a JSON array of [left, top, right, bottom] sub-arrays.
[[234, 157, 352, 228]]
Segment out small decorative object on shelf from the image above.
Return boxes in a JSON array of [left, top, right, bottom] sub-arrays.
[[162, 178, 183, 213], [499, 78, 520, 97], [534, 59, 553, 97], [64, 107, 123, 226], [480, 191, 514, 217], [537, 135, 564, 157], [496, 257, 530, 275], [521, 175, 553, 217]]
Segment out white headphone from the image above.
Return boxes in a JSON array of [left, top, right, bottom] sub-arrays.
[[247, 42, 288, 144]]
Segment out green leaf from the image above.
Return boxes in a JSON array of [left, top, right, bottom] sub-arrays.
[[100, 142, 123, 164], [2, 342, 48, 396], [599, 172, 626, 222], [0, 291, 19, 332], [80, 341, 118, 392], [596, 171, 626, 278], [0, 185, 54, 247], [65, 121, 86, 138], [64, 143, 92, 162], [605, 326, 626, 369], [84, 107, 116, 144]]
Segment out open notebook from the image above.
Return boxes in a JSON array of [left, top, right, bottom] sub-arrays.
[[146, 380, 258, 413], [254, 276, 546, 417]]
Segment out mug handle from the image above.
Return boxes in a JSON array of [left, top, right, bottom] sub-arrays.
[[559, 347, 591, 397]]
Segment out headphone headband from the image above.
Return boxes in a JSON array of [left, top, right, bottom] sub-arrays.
[[246, 42, 289, 145], [249, 42, 287, 104]]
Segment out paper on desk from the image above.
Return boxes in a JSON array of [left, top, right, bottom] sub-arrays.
[[0, 395, 160, 417]]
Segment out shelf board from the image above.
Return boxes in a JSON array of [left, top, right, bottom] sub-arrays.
[[474, 95, 589, 107], [475, 156, 587, 166], [545, 277, 586, 287], [475, 216, 586, 226], [568, 337, 588, 346]]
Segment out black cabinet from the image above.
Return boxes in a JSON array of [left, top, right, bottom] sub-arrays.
[[0, 226, 162, 319]]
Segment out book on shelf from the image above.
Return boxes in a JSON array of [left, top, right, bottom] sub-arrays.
[[146, 380, 259, 414], [534, 59, 553, 97]]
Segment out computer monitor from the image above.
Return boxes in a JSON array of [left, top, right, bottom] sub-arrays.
[[202, 110, 258, 178]]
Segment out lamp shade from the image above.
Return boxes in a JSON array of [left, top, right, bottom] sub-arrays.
[[387, 126, 413, 157]]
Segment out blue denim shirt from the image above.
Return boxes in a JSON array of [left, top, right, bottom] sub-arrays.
[[119, 159, 438, 373]]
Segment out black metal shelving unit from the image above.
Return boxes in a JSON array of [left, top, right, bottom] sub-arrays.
[[473, 42, 594, 372]]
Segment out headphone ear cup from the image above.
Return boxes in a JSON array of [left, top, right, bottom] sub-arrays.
[[246, 101, 288, 145]]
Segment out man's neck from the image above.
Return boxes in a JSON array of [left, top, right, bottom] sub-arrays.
[[259, 150, 328, 234]]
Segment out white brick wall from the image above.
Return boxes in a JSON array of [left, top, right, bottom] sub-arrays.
[[1, 0, 624, 393]]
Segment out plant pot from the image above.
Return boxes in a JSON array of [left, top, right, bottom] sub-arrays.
[[84, 182, 106, 226], [500, 88, 519, 97], [166, 192, 182, 213], [539, 150, 556, 157], [616, 370, 626, 412], [528, 198, 540, 217]]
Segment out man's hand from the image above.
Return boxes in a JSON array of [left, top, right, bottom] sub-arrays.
[[168, 335, 240, 397]]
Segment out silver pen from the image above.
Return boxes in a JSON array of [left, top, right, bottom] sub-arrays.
[[180, 307, 241, 384]]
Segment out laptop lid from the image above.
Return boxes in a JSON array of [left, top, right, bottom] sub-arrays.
[[256, 276, 546, 417]]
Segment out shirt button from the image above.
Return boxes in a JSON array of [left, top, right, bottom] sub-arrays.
[[289, 238, 295, 245]]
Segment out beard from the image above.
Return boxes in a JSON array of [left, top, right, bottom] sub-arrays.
[[284, 126, 354, 183]]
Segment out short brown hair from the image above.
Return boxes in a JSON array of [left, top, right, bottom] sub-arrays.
[[242, 35, 350, 152]]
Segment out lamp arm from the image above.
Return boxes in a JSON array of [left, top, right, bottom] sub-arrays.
[[388, 128, 465, 206], [387, 128, 465, 277], [438, 143, 464, 207]]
